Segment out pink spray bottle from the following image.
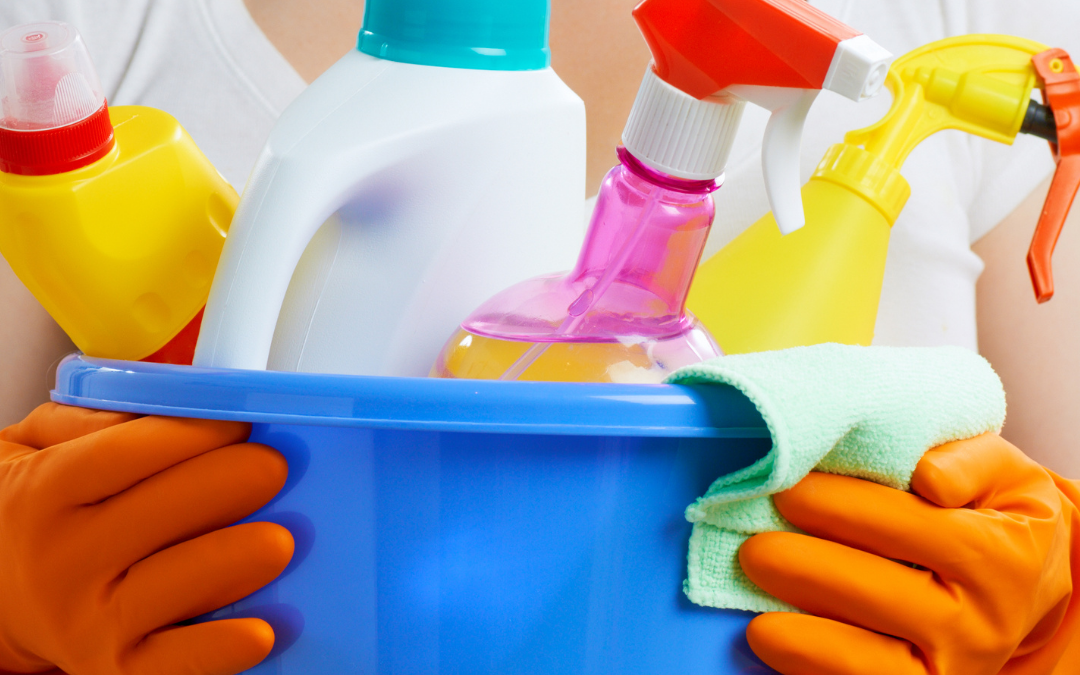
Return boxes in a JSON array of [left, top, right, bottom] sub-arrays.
[[431, 0, 890, 383]]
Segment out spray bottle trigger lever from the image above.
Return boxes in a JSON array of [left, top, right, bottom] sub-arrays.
[[727, 85, 820, 235], [1028, 48, 1080, 303]]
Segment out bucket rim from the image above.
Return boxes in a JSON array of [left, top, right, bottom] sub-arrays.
[[51, 354, 767, 438]]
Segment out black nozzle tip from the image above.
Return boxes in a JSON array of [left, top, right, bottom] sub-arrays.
[[1022, 100, 1058, 143]]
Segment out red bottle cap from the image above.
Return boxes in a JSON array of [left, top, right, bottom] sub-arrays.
[[0, 22, 114, 175]]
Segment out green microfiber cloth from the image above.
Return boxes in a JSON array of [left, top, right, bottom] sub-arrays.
[[664, 343, 1006, 613]]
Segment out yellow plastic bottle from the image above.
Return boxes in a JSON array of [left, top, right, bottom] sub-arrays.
[[0, 22, 236, 362], [688, 35, 1055, 354]]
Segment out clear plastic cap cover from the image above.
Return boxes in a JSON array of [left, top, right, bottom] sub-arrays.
[[0, 22, 105, 131]]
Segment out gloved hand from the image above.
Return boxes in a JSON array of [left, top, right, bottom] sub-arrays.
[[0, 403, 294, 675], [739, 432, 1080, 675]]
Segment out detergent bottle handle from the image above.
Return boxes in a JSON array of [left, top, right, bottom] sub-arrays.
[[193, 50, 400, 371], [193, 151, 346, 370], [1027, 49, 1080, 303]]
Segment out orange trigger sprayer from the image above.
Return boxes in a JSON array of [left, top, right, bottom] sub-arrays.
[[630, 0, 892, 236], [1027, 49, 1080, 303]]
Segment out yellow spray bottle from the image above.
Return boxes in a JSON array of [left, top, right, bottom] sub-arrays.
[[0, 21, 236, 363], [687, 35, 1064, 354]]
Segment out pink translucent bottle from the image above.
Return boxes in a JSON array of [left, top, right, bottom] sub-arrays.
[[431, 147, 722, 383]]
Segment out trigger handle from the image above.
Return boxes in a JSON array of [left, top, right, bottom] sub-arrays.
[[727, 85, 820, 235], [1028, 156, 1080, 302], [1028, 49, 1080, 303]]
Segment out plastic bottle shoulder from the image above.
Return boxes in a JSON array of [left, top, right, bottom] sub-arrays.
[[259, 50, 583, 157], [0, 106, 192, 189]]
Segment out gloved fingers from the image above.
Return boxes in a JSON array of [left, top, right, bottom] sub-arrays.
[[97, 443, 288, 564], [774, 471, 979, 570], [0, 439, 37, 463], [913, 433, 1059, 511], [740, 531, 950, 645], [126, 619, 275, 675], [118, 522, 293, 635], [41, 415, 251, 505], [0, 403, 138, 449], [746, 612, 927, 675]]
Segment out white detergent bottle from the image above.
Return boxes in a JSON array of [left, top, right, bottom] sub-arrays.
[[193, 0, 585, 376]]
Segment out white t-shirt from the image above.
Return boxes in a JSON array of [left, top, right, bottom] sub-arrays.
[[4, 0, 1080, 352]]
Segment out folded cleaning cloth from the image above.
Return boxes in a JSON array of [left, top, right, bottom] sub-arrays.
[[664, 343, 1006, 613]]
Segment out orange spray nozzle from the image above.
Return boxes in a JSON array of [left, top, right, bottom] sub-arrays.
[[632, 0, 861, 99], [1028, 49, 1080, 303]]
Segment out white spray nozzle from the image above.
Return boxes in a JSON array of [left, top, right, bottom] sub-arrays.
[[824, 35, 894, 102], [726, 36, 892, 235]]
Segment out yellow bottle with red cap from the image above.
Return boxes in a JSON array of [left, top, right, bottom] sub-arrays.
[[0, 21, 236, 362]]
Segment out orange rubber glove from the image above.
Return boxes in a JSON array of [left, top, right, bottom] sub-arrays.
[[739, 433, 1080, 675], [0, 403, 294, 675]]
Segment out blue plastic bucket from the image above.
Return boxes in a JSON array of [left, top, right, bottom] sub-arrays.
[[54, 355, 777, 674]]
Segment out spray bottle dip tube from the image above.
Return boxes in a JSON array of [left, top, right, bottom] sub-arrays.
[[433, 146, 721, 383]]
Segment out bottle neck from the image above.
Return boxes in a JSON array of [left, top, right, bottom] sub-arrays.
[[616, 146, 721, 195], [566, 149, 717, 333]]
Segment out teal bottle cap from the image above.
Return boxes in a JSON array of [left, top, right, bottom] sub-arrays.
[[358, 0, 550, 71]]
